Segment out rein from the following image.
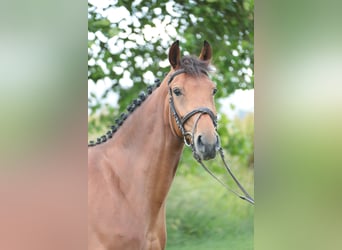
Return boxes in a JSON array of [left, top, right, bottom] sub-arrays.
[[168, 69, 255, 205]]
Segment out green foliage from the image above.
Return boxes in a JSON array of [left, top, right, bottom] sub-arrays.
[[220, 113, 254, 168], [88, 0, 254, 134]]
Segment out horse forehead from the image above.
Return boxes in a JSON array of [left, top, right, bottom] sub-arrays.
[[184, 78, 215, 94], [176, 74, 214, 88]]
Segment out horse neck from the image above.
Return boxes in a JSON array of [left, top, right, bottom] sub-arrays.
[[109, 77, 182, 154], [102, 75, 184, 211]]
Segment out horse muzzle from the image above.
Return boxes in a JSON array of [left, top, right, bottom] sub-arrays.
[[194, 133, 220, 161]]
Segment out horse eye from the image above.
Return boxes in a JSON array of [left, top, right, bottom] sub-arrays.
[[173, 88, 182, 96], [213, 88, 218, 95]]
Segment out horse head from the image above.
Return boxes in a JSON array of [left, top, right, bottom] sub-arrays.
[[167, 40, 220, 160]]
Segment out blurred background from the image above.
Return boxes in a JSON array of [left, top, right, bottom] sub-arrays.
[[1, 0, 342, 249], [88, 0, 254, 249]]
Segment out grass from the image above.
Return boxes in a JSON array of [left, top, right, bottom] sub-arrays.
[[165, 166, 254, 250], [166, 235, 252, 250]]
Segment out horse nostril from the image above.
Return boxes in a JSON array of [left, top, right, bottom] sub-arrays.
[[197, 135, 203, 146], [195, 134, 217, 160]]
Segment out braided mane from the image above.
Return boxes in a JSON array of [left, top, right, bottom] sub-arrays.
[[88, 79, 161, 147]]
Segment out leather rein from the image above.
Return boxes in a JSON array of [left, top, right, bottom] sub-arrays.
[[168, 69, 255, 205]]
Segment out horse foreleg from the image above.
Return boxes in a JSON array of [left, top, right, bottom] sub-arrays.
[[143, 203, 167, 250]]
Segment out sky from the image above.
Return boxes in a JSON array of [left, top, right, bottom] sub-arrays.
[[220, 89, 254, 118]]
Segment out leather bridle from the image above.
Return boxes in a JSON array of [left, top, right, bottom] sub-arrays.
[[168, 69, 217, 148]]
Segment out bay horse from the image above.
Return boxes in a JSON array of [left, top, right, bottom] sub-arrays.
[[88, 40, 220, 250]]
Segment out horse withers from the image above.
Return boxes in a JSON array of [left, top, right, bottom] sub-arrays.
[[88, 40, 219, 250]]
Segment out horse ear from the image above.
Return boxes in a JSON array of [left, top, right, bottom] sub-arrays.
[[169, 40, 181, 69], [199, 40, 212, 62]]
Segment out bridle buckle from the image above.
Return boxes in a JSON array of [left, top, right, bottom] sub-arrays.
[[183, 132, 193, 147]]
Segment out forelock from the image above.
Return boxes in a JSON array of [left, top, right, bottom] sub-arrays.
[[179, 56, 212, 76]]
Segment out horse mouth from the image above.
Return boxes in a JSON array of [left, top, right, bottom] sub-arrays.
[[195, 149, 217, 161]]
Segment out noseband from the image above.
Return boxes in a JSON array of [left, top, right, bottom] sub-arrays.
[[168, 69, 217, 147]]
